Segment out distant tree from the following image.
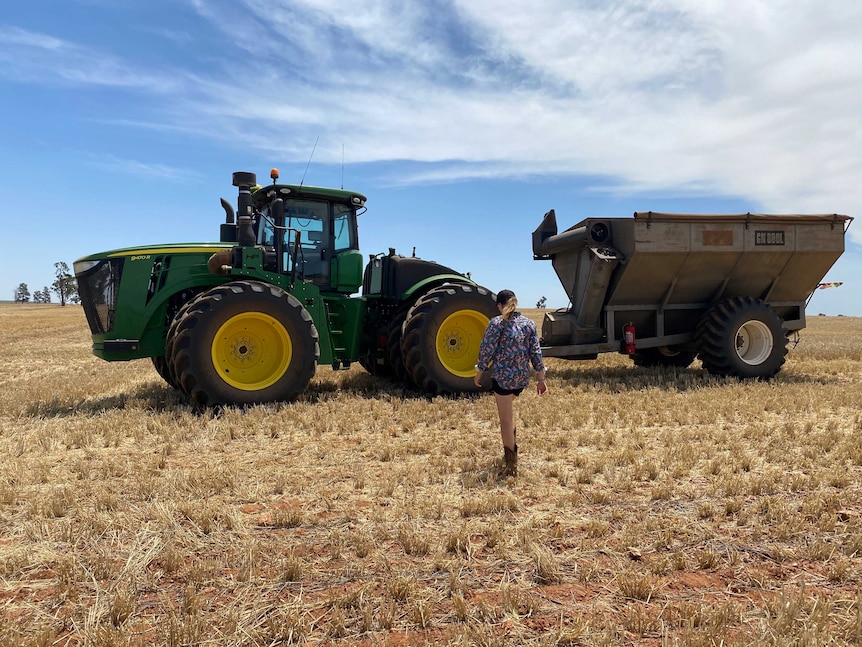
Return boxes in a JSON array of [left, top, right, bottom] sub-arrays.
[[14, 283, 30, 303], [536, 296, 547, 309], [52, 262, 78, 306], [33, 287, 53, 304]]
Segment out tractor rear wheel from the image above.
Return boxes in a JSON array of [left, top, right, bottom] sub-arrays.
[[387, 309, 413, 387], [401, 284, 497, 395], [697, 296, 787, 379], [170, 280, 319, 406], [632, 347, 697, 368]]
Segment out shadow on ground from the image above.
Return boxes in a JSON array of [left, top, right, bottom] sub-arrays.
[[26, 363, 839, 418]]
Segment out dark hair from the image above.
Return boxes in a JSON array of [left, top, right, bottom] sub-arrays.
[[496, 289, 516, 306], [496, 289, 517, 321]]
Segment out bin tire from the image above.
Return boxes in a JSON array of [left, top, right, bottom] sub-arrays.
[[401, 284, 498, 395], [170, 280, 319, 406], [697, 296, 787, 379], [632, 347, 697, 368]]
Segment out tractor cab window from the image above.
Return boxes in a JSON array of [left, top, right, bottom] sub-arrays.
[[286, 199, 328, 283], [258, 199, 330, 284], [333, 203, 357, 253]]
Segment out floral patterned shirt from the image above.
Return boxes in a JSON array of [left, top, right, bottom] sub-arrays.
[[476, 312, 545, 390]]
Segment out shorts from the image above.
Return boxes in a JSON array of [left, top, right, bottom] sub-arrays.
[[492, 379, 524, 397]]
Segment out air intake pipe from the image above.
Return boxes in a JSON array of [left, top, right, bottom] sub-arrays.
[[232, 171, 257, 247]]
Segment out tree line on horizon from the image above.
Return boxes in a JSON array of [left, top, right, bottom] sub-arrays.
[[13, 262, 79, 306]]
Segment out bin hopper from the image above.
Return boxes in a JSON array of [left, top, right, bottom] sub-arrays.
[[532, 209, 852, 378]]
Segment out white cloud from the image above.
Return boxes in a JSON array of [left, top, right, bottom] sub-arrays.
[[199, 0, 861, 217], [5, 1, 862, 240]]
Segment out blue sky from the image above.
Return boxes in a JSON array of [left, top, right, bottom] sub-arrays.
[[1, 0, 859, 316]]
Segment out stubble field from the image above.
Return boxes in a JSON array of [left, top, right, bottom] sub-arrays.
[[0, 303, 860, 646]]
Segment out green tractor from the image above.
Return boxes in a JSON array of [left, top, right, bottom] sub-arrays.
[[74, 169, 498, 406]]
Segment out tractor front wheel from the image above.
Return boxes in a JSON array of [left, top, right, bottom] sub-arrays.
[[151, 356, 178, 389], [401, 284, 498, 395], [164, 294, 205, 389], [697, 296, 787, 379], [170, 281, 319, 406]]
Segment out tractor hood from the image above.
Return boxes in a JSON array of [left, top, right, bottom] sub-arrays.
[[74, 242, 233, 265]]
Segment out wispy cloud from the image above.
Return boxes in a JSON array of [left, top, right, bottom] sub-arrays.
[[0, 25, 183, 91], [178, 0, 862, 216], [3, 0, 862, 236], [86, 153, 205, 182]]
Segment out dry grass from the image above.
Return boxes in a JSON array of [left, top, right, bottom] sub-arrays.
[[1, 304, 861, 645]]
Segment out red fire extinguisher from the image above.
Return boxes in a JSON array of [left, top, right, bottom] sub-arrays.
[[623, 322, 636, 355]]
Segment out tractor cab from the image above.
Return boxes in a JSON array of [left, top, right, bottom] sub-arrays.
[[222, 169, 366, 294], [256, 196, 354, 287]]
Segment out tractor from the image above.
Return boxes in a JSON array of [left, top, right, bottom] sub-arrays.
[[74, 169, 498, 405]]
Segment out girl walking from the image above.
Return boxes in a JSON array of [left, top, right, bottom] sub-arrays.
[[474, 290, 547, 476]]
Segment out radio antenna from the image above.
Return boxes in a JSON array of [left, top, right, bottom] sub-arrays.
[[299, 136, 319, 188], [341, 144, 345, 189]]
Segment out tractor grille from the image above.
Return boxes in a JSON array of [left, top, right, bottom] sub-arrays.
[[75, 259, 124, 335]]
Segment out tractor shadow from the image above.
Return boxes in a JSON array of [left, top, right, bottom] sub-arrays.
[[28, 363, 838, 418], [26, 370, 434, 418], [26, 382, 196, 418]]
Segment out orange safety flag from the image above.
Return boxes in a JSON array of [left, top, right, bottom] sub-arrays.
[[817, 282, 843, 289]]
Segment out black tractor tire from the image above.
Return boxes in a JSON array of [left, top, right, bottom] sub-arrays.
[[151, 356, 178, 389], [358, 354, 389, 378], [632, 347, 697, 368], [164, 294, 205, 388], [387, 309, 413, 387], [170, 280, 319, 406], [401, 284, 498, 395], [696, 296, 787, 379], [359, 320, 404, 378]]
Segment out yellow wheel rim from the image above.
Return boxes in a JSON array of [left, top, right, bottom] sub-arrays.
[[211, 312, 292, 391], [435, 310, 489, 377]]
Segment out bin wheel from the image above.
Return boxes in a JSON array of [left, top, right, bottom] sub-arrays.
[[632, 347, 697, 368], [697, 296, 787, 379]]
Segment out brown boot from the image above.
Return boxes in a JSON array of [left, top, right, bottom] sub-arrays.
[[502, 445, 518, 477]]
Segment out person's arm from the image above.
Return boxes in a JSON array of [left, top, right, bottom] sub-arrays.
[[528, 322, 548, 395], [473, 369, 486, 388], [473, 319, 500, 387], [535, 368, 547, 395]]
